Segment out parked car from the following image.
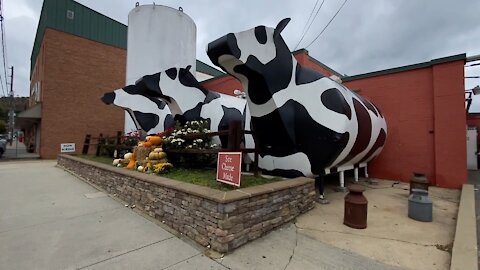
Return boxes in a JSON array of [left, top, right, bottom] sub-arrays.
[[0, 134, 6, 158]]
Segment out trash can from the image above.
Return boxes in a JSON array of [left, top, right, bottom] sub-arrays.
[[408, 189, 432, 222]]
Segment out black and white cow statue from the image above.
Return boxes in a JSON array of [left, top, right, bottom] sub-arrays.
[[101, 84, 175, 135], [207, 18, 387, 194], [102, 66, 251, 150]]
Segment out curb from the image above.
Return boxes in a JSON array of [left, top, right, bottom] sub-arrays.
[[451, 184, 478, 270]]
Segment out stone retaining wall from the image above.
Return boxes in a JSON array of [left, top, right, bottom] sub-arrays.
[[57, 155, 316, 253]]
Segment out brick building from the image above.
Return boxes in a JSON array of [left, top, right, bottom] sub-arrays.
[[17, 0, 223, 159], [20, 0, 473, 188]]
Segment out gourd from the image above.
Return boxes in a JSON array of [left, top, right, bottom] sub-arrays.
[[124, 153, 133, 160], [126, 159, 136, 169], [148, 151, 167, 160], [146, 136, 162, 146]]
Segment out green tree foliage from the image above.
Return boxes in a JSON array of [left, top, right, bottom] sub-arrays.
[[0, 120, 6, 134]]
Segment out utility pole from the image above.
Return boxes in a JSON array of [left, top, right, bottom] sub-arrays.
[[8, 66, 13, 145]]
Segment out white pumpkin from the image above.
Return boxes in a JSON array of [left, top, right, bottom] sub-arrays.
[[137, 166, 144, 172], [112, 159, 121, 166], [124, 152, 133, 160]]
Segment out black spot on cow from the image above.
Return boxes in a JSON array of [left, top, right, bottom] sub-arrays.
[[165, 68, 177, 80], [263, 169, 305, 178], [178, 66, 210, 96], [353, 92, 378, 117], [137, 73, 162, 97], [337, 99, 372, 166], [101, 92, 115, 105], [183, 103, 203, 122], [218, 105, 243, 147], [359, 128, 386, 164], [321, 88, 352, 120], [295, 63, 324, 85], [207, 33, 241, 68], [163, 114, 176, 130], [133, 111, 159, 133], [204, 91, 221, 104], [251, 99, 348, 174], [372, 103, 383, 118], [254, 26, 267, 44]]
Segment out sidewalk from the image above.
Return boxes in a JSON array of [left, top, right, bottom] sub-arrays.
[[1, 140, 40, 160], [0, 160, 402, 270]]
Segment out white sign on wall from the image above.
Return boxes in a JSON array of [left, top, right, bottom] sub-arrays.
[[60, 143, 76, 153]]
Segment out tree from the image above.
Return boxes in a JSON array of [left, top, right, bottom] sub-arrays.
[[0, 120, 6, 134]]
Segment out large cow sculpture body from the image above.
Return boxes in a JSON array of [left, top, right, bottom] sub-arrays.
[[207, 18, 387, 178]]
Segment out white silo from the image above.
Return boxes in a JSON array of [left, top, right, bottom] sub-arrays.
[[124, 4, 197, 133]]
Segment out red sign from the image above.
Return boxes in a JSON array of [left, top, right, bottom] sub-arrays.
[[216, 152, 242, 187]]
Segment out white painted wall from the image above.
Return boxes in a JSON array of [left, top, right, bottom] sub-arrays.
[[467, 127, 478, 170], [125, 4, 197, 132]]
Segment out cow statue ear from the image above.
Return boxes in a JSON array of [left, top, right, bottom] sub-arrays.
[[274, 18, 291, 38]]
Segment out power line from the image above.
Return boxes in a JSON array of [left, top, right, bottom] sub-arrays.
[[305, 0, 349, 49], [0, 0, 8, 95], [294, 0, 325, 50]]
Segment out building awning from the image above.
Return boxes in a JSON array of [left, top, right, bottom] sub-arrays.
[[15, 103, 41, 129]]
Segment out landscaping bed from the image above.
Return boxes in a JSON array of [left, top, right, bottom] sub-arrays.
[[57, 154, 316, 253], [79, 154, 281, 191]]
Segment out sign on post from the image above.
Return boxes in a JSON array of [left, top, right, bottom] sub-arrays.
[[216, 152, 242, 187], [60, 143, 76, 153]]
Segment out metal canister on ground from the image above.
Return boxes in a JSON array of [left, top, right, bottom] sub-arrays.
[[344, 184, 368, 229], [408, 189, 433, 222]]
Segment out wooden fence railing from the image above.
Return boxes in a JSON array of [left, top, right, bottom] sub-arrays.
[[83, 121, 260, 175]]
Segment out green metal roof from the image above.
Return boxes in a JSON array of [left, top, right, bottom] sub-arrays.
[[342, 54, 466, 82], [31, 0, 224, 78], [31, 0, 127, 76]]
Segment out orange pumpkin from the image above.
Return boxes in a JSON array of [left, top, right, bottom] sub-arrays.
[[143, 141, 153, 147], [146, 136, 162, 146], [126, 159, 136, 170]]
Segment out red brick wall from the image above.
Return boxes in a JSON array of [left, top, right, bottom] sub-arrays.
[[202, 75, 242, 95], [39, 28, 125, 159], [344, 60, 467, 188], [293, 50, 339, 77]]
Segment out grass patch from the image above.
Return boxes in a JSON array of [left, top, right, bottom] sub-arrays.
[[79, 154, 114, 165], [78, 154, 282, 190]]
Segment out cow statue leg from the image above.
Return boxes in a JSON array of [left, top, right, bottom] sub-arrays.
[[315, 175, 329, 204]]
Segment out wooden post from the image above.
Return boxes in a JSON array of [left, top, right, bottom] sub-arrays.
[[82, 134, 91, 155], [227, 121, 242, 151], [115, 131, 122, 158], [95, 133, 104, 157]]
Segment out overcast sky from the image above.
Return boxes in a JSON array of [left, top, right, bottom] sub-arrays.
[[3, 0, 480, 111]]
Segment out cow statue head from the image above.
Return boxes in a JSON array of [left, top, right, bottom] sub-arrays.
[[101, 77, 175, 135], [207, 18, 293, 105]]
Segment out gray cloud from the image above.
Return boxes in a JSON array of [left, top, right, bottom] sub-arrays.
[[4, 0, 480, 110]]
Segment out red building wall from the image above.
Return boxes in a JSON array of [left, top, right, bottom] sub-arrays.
[[344, 59, 467, 188], [39, 29, 126, 158]]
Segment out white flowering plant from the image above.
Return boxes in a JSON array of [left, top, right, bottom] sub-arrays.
[[162, 120, 219, 167]]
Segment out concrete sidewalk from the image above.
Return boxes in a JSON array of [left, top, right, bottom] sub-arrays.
[[0, 141, 39, 160], [0, 160, 224, 270], [0, 160, 403, 270]]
